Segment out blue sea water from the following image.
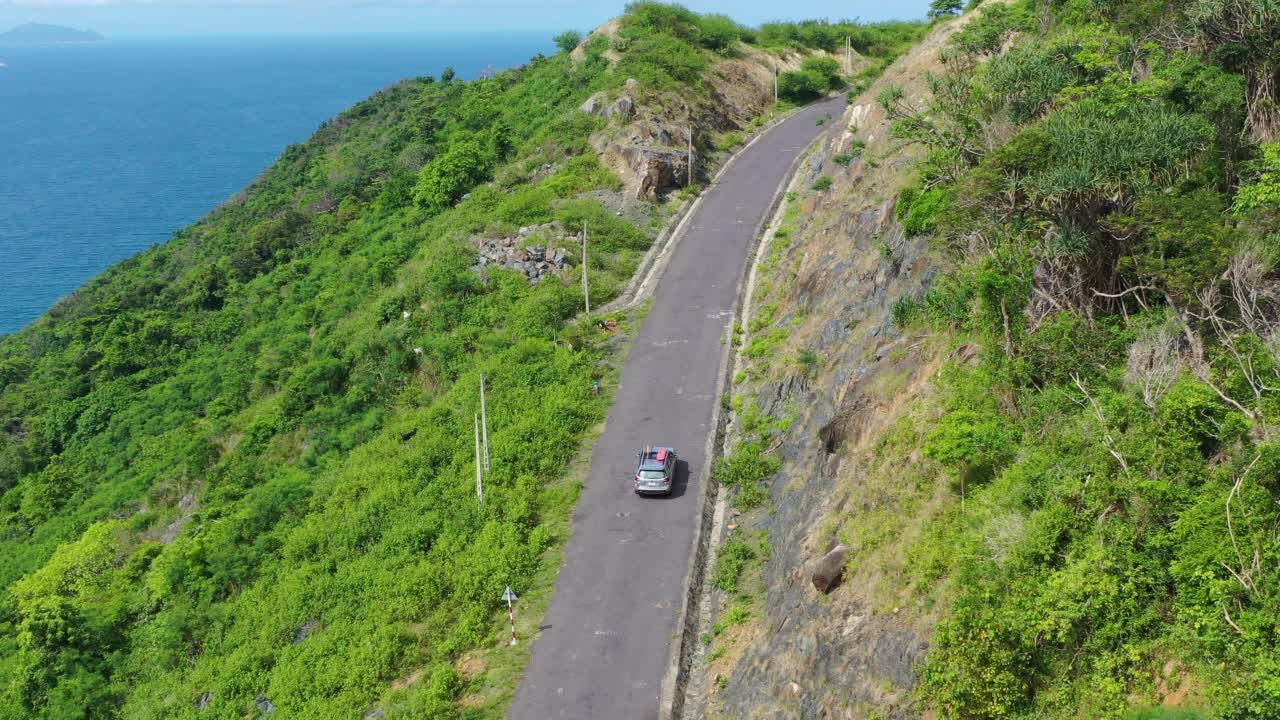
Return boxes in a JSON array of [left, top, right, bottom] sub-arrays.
[[0, 33, 553, 335]]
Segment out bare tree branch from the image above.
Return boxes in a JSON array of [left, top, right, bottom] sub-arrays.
[[1072, 374, 1129, 472]]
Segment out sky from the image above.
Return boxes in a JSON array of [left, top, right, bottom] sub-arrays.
[[0, 0, 932, 36]]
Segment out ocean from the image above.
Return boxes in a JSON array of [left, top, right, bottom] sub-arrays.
[[0, 33, 553, 335]]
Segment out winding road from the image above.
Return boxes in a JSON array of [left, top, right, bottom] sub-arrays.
[[510, 94, 844, 720]]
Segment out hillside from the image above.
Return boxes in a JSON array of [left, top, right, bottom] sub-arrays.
[[0, 23, 103, 44], [697, 1, 1280, 719], [0, 5, 924, 718]]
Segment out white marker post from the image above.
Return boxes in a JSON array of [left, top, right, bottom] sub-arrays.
[[503, 586, 519, 646], [687, 126, 694, 187], [474, 414, 484, 505], [581, 223, 590, 314], [480, 374, 491, 473]]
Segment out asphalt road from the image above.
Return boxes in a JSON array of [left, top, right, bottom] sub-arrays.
[[509, 95, 844, 720]]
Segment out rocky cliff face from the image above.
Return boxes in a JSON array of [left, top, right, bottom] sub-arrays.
[[579, 47, 850, 201], [692, 14, 998, 720]]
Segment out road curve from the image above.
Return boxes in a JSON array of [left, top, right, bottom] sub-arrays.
[[510, 95, 845, 720]]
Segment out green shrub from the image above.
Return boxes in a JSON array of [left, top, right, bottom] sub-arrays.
[[713, 539, 755, 593], [896, 183, 951, 236], [697, 14, 744, 52], [922, 604, 1033, 719], [1234, 142, 1280, 216], [951, 2, 1034, 57], [833, 141, 865, 166], [986, 40, 1080, 122], [924, 407, 1012, 477], [620, 1, 702, 41], [413, 139, 493, 212], [812, 176, 833, 191], [756, 20, 924, 54], [778, 70, 827, 102], [553, 30, 582, 53], [615, 33, 708, 87], [801, 56, 842, 87], [714, 443, 781, 488]]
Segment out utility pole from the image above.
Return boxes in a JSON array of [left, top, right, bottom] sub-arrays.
[[581, 223, 590, 314], [479, 374, 491, 473], [474, 414, 484, 504], [846, 36, 851, 76], [774, 65, 779, 105]]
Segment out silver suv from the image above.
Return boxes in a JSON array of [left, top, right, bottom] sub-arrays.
[[634, 446, 677, 496]]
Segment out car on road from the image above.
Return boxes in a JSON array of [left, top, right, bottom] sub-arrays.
[[634, 446, 677, 496]]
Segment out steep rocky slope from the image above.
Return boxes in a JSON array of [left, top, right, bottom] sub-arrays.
[[580, 45, 859, 201], [691, 14, 983, 719], [699, 0, 1280, 718]]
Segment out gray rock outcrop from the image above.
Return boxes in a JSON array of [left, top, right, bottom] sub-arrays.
[[472, 223, 573, 283]]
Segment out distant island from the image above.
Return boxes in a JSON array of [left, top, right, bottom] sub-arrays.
[[0, 23, 104, 45]]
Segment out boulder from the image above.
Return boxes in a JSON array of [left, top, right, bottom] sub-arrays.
[[580, 92, 607, 115], [637, 150, 686, 201], [809, 544, 849, 594], [606, 96, 635, 119], [293, 619, 319, 644]]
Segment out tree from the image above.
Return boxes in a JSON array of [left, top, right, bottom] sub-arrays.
[[697, 14, 742, 52], [1189, 0, 1280, 141], [441, 66, 456, 83], [778, 69, 826, 102], [929, 0, 964, 19], [413, 139, 492, 213], [553, 30, 582, 53], [801, 56, 843, 89], [489, 120, 514, 163]]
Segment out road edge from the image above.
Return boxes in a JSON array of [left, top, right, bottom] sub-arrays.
[[658, 98, 837, 720]]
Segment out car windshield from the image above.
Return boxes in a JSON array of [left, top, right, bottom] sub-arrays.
[[639, 470, 667, 480]]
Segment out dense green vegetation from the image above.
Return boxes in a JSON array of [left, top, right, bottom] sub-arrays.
[[881, 1, 1280, 717], [606, 2, 924, 93], [0, 4, 926, 718], [0, 35, 634, 720], [778, 57, 844, 103]]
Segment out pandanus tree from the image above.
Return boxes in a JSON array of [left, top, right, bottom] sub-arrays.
[[1189, 0, 1280, 141]]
